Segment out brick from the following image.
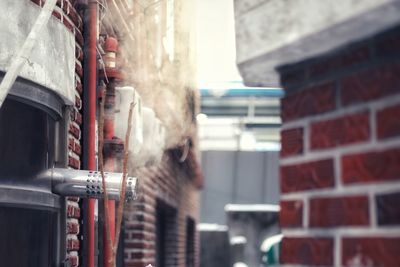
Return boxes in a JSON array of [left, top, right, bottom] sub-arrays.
[[76, 81, 83, 95], [75, 112, 83, 125], [309, 45, 370, 77], [52, 10, 62, 21], [75, 28, 84, 47], [309, 196, 369, 227], [67, 3, 83, 31], [342, 237, 400, 267], [376, 192, 400, 225], [73, 142, 82, 155], [75, 61, 83, 79], [282, 82, 336, 122], [280, 128, 303, 157], [69, 123, 81, 139], [67, 204, 81, 218], [76, 45, 83, 61], [280, 159, 335, 193], [341, 62, 400, 106], [70, 109, 82, 125], [75, 95, 82, 110], [67, 239, 80, 251], [67, 221, 80, 234], [342, 148, 400, 184], [63, 16, 75, 33], [281, 237, 333, 266], [279, 200, 303, 228], [375, 30, 400, 57], [377, 103, 400, 139], [68, 255, 79, 267], [68, 137, 75, 150], [125, 241, 154, 249], [311, 111, 370, 150], [68, 156, 80, 169]]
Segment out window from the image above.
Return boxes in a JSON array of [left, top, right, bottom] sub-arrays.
[[156, 200, 177, 267]]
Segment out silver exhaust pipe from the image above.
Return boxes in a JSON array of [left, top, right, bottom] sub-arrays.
[[40, 168, 137, 201]]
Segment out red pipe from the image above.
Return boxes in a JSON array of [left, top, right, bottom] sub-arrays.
[[103, 79, 117, 267], [87, 1, 98, 267]]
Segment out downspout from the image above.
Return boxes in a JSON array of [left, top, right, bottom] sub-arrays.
[[85, 1, 98, 267], [0, 0, 58, 108]]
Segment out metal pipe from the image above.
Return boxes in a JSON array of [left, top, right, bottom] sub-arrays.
[[86, 1, 98, 266], [41, 168, 137, 201], [103, 79, 118, 267]]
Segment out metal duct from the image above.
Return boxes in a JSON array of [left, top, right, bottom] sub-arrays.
[[39, 168, 137, 201]]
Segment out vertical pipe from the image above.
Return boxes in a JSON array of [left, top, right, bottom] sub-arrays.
[[86, 1, 98, 267], [103, 79, 117, 267]]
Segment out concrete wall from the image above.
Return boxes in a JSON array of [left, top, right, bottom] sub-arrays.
[[200, 151, 279, 224], [0, 0, 75, 103]]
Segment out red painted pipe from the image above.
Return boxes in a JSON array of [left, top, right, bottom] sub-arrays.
[[87, 1, 98, 267], [103, 81, 117, 267]]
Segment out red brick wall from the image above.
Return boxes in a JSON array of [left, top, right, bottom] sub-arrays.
[[278, 26, 400, 266], [124, 152, 200, 267]]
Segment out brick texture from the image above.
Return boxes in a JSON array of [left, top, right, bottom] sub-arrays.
[[375, 30, 400, 58], [124, 152, 200, 267], [377, 103, 400, 139], [281, 82, 336, 122], [278, 27, 400, 267], [341, 62, 400, 106], [279, 200, 303, 228], [280, 237, 333, 266], [280, 159, 335, 193], [310, 111, 370, 150], [309, 196, 369, 227], [376, 192, 400, 226], [280, 128, 303, 157], [309, 45, 371, 77], [342, 148, 400, 184], [67, 238, 80, 251], [342, 237, 400, 267]]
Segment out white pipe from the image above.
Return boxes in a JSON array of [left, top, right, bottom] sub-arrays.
[[0, 0, 58, 108]]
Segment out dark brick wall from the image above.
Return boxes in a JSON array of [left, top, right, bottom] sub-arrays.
[[281, 237, 334, 266], [278, 25, 400, 266], [124, 152, 200, 267]]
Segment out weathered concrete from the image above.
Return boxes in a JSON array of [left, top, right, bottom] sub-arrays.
[[234, 0, 400, 87], [0, 0, 75, 104]]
